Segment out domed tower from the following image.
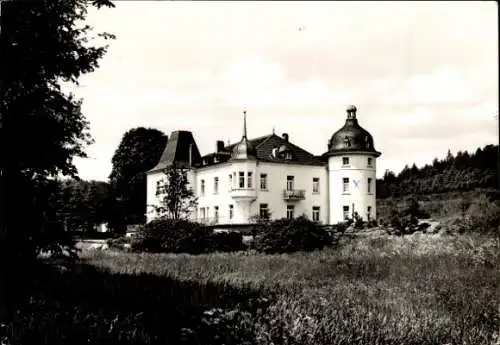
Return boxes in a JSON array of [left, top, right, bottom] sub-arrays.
[[229, 110, 258, 223], [325, 105, 381, 224]]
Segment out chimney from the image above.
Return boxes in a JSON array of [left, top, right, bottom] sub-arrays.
[[282, 133, 289, 142], [188, 144, 192, 167], [216, 140, 225, 153]]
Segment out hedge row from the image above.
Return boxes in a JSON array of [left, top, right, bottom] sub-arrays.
[[111, 216, 334, 255]]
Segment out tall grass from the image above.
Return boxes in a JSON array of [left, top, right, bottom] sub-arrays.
[[75, 234, 500, 345]]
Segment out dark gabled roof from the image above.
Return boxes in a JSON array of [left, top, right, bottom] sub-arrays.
[[148, 131, 202, 173], [198, 133, 326, 168]]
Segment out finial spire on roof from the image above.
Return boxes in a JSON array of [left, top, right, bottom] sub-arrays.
[[272, 126, 275, 134], [243, 110, 247, 139]]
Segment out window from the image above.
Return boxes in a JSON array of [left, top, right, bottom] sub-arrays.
[[342, 157, 350, 166], [214, 206, 219, 222], [286, 205, 295, 219], [201, 179, 205, 196], [367, 157, 373, 167], [238, 172, 245, 188], [229, 204, 234, 220], [286, 175, 294, 191], [342, 177, 349, 193], [247, 172, 253, 188], [200, 207, 206, 219], [312, 206, 320, 222], [260, 174, 268, 190], [228, 174, 232, 191], [214, 177, 219, 194], [367, 206, 372, 221], [259, 204, 269, 219], [343, 205, 349, 220], [156, 181, 162, 195], [285, 152, 292, 160], [367, 178, 372, 194], [313, 177, 320, 193]]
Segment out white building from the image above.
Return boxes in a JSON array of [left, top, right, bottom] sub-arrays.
[[146, 105, 381, 225]]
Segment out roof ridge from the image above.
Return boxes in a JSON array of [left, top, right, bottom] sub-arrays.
[[279, 138, 319, 159], [254, 134, 275, 149]]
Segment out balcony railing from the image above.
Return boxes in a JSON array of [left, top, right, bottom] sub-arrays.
[[230, 188, 257, 200], [282, 189, 306, 200]]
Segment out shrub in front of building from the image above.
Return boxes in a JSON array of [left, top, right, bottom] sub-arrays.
[[250, 215, 332, 254], [130, 218, 245, 254]]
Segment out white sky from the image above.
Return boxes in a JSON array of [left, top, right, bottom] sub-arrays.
[[67, 1, 498, 180]]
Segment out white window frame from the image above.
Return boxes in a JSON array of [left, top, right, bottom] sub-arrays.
[[286, 205, 294, 219], [247, 172, 253, 189], [286, 175, 294, 191], [214, 177, 219, 194], [312, 206, 320, 222], [260, 173, 268, 190], [238, 171, 245, 188], [259, 203, 269, 219], [343, 205, 349, 220], [312, 177, 320, 194], [342, 177, 349, 193], [214, 206, 219, 222]]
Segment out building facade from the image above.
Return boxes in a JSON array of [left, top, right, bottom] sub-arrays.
[[146, 105, 381, 225]]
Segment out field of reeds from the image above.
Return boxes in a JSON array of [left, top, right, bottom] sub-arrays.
[[7, 233, 497, 345]]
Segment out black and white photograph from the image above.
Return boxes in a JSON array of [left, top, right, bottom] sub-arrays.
[[1, 1, 499, 344]]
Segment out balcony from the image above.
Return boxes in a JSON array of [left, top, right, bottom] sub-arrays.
[[282, 189, 305, 201], [230, 188, 257, 201]]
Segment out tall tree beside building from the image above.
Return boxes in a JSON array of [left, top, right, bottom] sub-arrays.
[[109, 127, 168, 224], [153, 164, 198, 220], [0, 0, 115, 319]]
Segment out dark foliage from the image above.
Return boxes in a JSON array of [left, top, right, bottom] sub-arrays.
[[387, 196, 426, 235], [2, 263, 271, 345], [353, 212, 365, 230], [377, 145, 499, 199], [1, 0, 115, 270], [210, 232, 246, 253], [251, 216, 332, 254], [109, 127, 168, 225], [55, 179, 115, 232], [107, 236, 131, 250], [131, 219, 244, 254], [75, 231, 120, 241], [153, 165, 198, 220], [459, 194, 500, 235]]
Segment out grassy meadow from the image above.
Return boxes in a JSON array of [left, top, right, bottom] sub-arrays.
[[62, 233, 500, 345]]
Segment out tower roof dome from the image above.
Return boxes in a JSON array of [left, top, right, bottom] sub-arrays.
[[326, 105, 381, 157], [231, 110, 257, 161]]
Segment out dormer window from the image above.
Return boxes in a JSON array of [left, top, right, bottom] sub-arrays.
[[271, 147, 278, 158], [344, 136, 351, 148], [285, 152, 292, 160], [214, 156, 219, 163]]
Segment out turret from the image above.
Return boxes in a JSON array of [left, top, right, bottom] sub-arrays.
[[326, 105, 381, 224]]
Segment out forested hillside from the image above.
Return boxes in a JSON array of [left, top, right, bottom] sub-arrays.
[[376, 144, 499, 199]]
